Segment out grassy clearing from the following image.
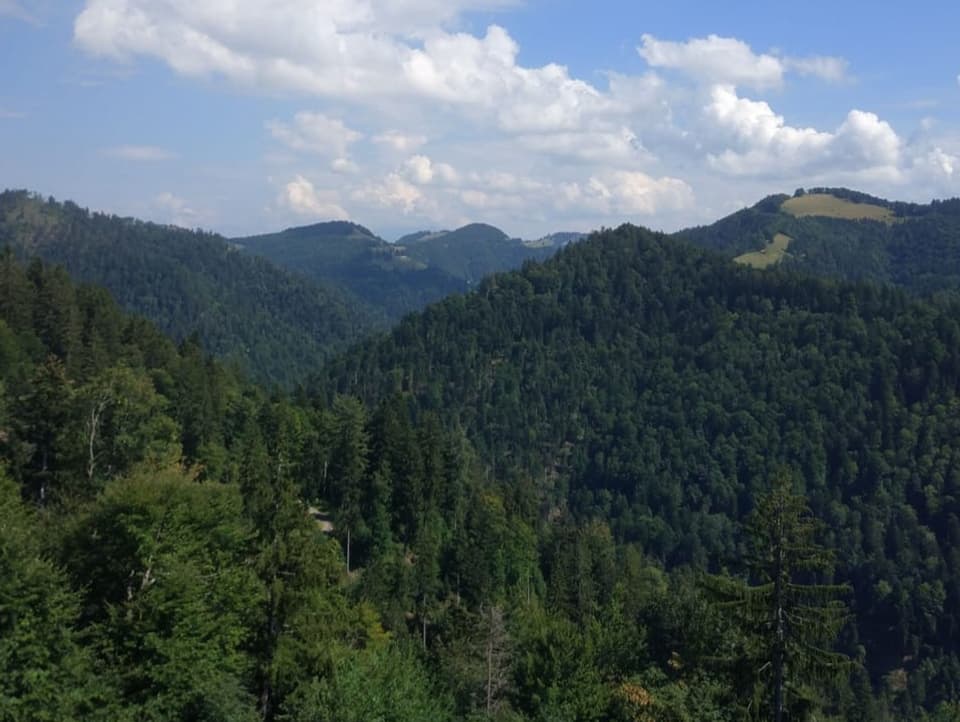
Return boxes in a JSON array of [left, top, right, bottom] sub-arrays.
[[735, 233, 793, 269], [781, 193, 894, 222]]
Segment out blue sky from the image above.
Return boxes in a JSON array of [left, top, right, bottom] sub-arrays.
[[1, 0, 958, 240]]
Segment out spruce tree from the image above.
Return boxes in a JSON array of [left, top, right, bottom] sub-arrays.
[[707, 471, 851, 721]]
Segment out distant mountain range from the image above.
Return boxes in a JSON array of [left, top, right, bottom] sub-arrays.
[[234, 221, 583, 320]]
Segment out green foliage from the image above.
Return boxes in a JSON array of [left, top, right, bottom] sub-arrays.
[[61, 469, 263, 721], [321, 221, 960, 716], [7, 193, 960, 720], [0, 472, 95, 722], [281, 644, 455, 722], [0, 191, 382, 386], [705, 472, 851, 720], [237, 221, 559, 322], [676, 189, 960, 294]]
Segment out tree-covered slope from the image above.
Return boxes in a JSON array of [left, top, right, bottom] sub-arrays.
[[235, 221, 466, 319], [400, 223, 556, 286], [237, 221, 568, 319], [0, 190, 382, 385], [675, 188, 960, 293], [0, 251, 466, 721], [320, 224, 960, 706]]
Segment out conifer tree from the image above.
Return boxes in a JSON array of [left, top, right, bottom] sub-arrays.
[[707, 472, 851, 721]]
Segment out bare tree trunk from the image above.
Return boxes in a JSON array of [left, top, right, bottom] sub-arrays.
[[86, 396, 109, 481]]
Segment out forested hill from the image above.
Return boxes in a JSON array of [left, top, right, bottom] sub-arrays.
[[234, 220, 464, 319], [0, 190, 383, 385], [399, 223, 558, 286], [235, 220, 566, 319], [674, 187, 960, 293], [320, 223, 960, 711]]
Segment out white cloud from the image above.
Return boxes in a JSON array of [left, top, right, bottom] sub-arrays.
[[917, 147, 956, 178], [104, 145, 176, 161], [784, 55, 849, 83], [403, 25, 608, 132], [280, 175, 349, 219], [404, 155, 458, 184], [74, 4, 942, 234], [704, 86, 901, 177], [520, 126, 648, 164], [577, 171, 694, 215], [834, 110, 901, 167], [353, 173, 426, 214], [75, 3, 610, 135], [639, 34, 785, 90], [638, 34, 848, 89], [0, 108, 26, 119], [267, 112, 362, 157], [373, 130, 427, 153]]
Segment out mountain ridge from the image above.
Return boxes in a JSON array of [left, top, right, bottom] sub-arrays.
[[0, 190, 384, 386]]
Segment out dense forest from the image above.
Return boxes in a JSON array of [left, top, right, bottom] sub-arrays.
[[4, 192, 960, 720], [320, 223, 960, 718], [235, 221, 561, 321], [676, 189, 960, 294], [2, 245, 848, 721], [0, 191, 383, 386]]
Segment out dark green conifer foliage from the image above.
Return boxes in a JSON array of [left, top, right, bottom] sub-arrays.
[[708, 472, 851, 721]]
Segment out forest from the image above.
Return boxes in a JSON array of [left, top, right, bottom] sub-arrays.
[[3, 204, 960, 720], [0, 191, 385, 386]]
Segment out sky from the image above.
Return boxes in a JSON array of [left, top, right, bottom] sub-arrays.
[[1, 0, 958, 240]]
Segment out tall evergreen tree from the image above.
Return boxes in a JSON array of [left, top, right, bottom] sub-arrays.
[[707, 472, 851, 721]]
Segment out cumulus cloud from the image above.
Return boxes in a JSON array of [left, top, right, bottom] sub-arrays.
[[639, 34, 785, 90], [571, 171, 694, 216], [404, 26, 607, 132], [104, 145, 177, 161], [404, 155, 458, 184], [74, 3, 942, 233], [353, 173, 426, 214], [638, 34, 848, 89], [520, 126, 648, 164], [75, 2, 609, 136], [267, 112, 362, 157], [280, 175, 349, 219], [704, 85, 900, 177], [916, 147, 956, 179]]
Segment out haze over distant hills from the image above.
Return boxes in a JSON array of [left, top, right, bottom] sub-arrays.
[[234, 221, 582, 319]]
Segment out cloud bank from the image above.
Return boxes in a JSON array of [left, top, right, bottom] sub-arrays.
[[74, 2, 958, 233]]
